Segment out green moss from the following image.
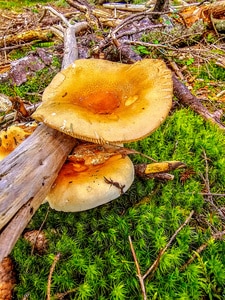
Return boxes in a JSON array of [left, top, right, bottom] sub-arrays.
[[12, 108, 225, 299], [0, 0, 68, 10]]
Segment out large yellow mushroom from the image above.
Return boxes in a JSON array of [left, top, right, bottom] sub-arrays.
[[32, 58, 173, 144]]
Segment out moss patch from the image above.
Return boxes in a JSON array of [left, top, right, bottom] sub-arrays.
[[12, 108, 225, 299]]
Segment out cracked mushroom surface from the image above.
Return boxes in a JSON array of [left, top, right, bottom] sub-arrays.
[[46, 143, 134, 212], [32, 58, 173, 144]]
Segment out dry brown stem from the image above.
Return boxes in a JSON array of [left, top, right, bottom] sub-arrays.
[[129, 210, 194, 299], [30, 207, 50, 255], [54, 288, 78, 300], [46, 253, 61, 300], [143, 210, 194, 280], [200, 150, 225, 221], [172, 74, 225, 130], [180, 230, 225, 272], [128, 236, 147, 300]]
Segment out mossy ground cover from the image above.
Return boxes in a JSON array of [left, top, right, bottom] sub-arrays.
[[0, 0, 68, 10], [0, 1, 224, 299], [12, 108, 225, 299]]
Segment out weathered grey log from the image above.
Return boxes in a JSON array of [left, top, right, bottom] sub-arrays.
[[0, 8, 82, 261], [0, 125, 76, 260], [0, 125, 76, 227]]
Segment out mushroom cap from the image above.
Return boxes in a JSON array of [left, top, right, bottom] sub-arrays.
[[32, 58, 173, 144], [46, 151, 134, 212]]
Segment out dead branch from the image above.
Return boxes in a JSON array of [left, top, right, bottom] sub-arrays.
[[0, 29, 51, 48], [143, 210, 194, 280], [0, 125, 77, 261], [103, 3, 146, 12], [135, 161, 186, 180], [47, 253, 61, 300], [172, 74, 225, 130], [128, 236, 147, 300], [112, 9, 170, 35], [180, 230, 225, 272], [43, 6, 88, 69], [66, 0, 92, 14], [128, 210, 194, 299]]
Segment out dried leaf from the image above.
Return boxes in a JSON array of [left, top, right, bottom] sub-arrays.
[[24, 230, 48, 254]]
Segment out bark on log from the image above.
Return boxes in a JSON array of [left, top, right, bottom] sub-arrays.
[[0, 125, 76, 228], [0, 125, 76, 261], [62, 25, 78, 70], [0, 8, 81, 260]]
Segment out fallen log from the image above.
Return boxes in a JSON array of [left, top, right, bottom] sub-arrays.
[[0, 125, 76, 260], [0, 7, 82, 261]]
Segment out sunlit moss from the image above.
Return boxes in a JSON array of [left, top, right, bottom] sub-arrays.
[[12, 108, 225, 299]]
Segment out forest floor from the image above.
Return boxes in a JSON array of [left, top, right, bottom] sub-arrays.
[[0, 0, 225, 299]]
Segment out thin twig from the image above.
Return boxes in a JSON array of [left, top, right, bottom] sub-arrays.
[[47, 253, 61, 300], [201, 150, 225, 221], [115, 24, 163, 40], [0, 40, 39, 51], [143, 210, 194, 280], [54, 288, 78, 300], [113, 9, 170, 34], [172, 75, 225, 131], [44, 6, 70, 27], [128, 236, 147, 300], [181, 192, 225, 197], [201, 193, 225, 197], [180, 230, 225, 271], [30, 207, 50, 255], [202, 150, 211, 195]]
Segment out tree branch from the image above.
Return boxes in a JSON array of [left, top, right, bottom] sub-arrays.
[[172, 74, 225, 130]]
